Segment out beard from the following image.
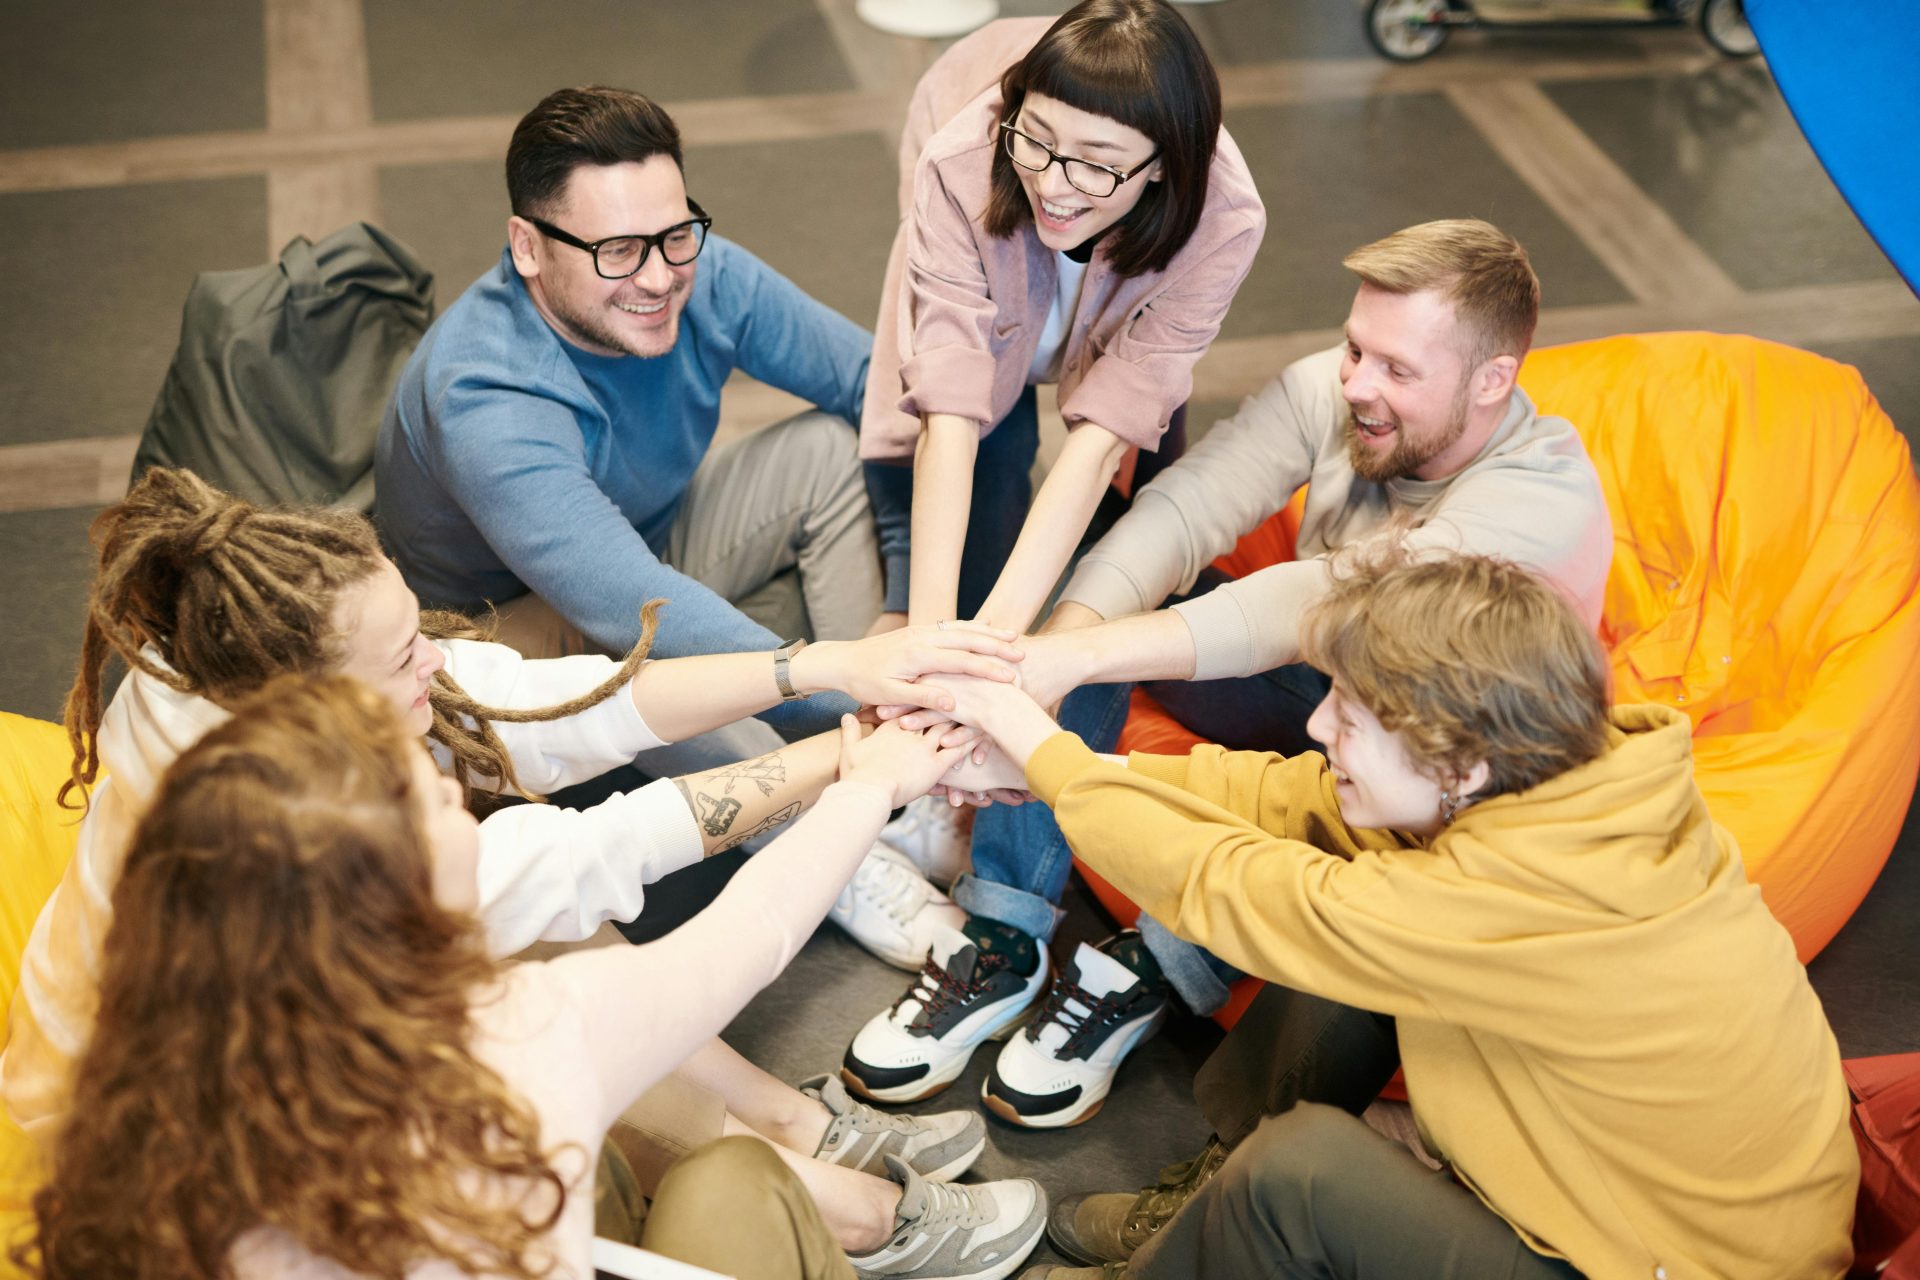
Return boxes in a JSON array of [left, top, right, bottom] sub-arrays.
[[547, 277, 685, 359], [1343, 377, 1474, 483]]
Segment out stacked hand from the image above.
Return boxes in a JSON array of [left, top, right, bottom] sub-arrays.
[[836, 715, 972, 809], [797, 621, 1025, 714]]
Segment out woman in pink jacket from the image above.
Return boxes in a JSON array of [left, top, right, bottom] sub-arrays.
[[862, 0, 1266, 633]]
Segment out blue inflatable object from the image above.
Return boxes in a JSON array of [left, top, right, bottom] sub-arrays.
[[1746, 0, 1920, 293]]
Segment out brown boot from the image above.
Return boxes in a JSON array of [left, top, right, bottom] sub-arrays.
[[1017, 1265, 1126, 1280], [1044, 1136, 1228, 1265]]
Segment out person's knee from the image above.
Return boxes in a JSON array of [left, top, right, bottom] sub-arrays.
[[1228, 1104, 1356, 1203], [782, 411, 860, 475], [653, 1134, 788, 1215]]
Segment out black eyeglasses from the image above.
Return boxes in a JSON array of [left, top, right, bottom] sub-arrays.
[[999, 122, 1158, 199], [527, 200, 713, 279]]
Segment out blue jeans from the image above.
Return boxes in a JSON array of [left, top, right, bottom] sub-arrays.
[[957, 605, 1334, 1014]]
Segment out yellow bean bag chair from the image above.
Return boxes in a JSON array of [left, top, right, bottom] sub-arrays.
[[1, 713, 86, 1276], [1107, 332, 1920, 975]]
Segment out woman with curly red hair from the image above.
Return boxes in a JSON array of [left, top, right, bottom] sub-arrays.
[[19, 675, 1047, 1280]]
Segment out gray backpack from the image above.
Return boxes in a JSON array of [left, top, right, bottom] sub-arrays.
[[133, 222, 435, 512]]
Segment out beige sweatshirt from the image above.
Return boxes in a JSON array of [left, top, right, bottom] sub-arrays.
[[1028, 707, 1856, 1279], [1059, 346, 1614, 680]]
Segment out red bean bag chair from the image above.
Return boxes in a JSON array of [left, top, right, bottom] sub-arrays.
[[1082, 333, 1920, 1035]]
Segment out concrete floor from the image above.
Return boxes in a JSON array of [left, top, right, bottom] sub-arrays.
[[3, 0, 1918, 1270]]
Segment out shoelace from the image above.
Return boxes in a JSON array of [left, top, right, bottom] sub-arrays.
[[1032, 973, 1130, 1054], [902, 1177, 989, 1235], [892, 950, 999, 1023], [854, 853, 931, 926]]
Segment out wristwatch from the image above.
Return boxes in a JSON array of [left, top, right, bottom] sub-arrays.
[[773, 637, 809, 701]]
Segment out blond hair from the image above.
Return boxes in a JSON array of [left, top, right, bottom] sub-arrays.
[[61, 467, 656, 811], [1342, 219, 1539, 371], [1300, 549, 1609, 799], [23, 675, 567, 1280]]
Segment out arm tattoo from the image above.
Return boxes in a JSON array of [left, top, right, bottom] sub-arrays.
[[675, 750, 792, 844], [713, 802, 803, 853]]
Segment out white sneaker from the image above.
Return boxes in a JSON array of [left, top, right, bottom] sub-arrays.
[[881, 794, 974, 887], [832, 844, 967, 970], [843, 920, 1047, 1104], [848, 1154, 1047, 1280], [982, 934, 1169, 1129]]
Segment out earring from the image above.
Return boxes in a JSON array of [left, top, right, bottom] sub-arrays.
[[1439, 790, 1459, 826]]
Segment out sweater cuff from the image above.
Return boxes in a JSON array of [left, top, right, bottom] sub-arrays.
[[1058, 358, 1176, 452], [1171, 590, 1257, 682], [1026, 731, 1104, 808], [629, 777, 707, 880], [1125, 752, 1192, 787], [1059, 557, 1147, 621], [899, 347, 998, 427]]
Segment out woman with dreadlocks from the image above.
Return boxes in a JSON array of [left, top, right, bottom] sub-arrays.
[[2, 466, 1028, 1257]]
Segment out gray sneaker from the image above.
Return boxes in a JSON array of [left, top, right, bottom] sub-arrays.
[[801, 1073, 986, 1184], [849, 1154, 1047, 1280]]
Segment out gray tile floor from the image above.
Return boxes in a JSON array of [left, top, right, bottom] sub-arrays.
[[3, 0, 1919, 1269]]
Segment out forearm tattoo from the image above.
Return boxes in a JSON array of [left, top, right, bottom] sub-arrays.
[[674, 751, 792, 845]]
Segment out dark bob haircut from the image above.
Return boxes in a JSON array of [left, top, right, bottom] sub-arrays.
[[984, 0, 1221, 279], [506, 86, 682, 219]]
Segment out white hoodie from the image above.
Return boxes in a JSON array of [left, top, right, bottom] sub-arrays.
[[1, 639, 703, 1148]]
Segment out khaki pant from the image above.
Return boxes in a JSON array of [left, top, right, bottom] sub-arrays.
[[495, 410, 882, 657], [599, 1136, 855, 1280], [495, 411, 881, 777], [608, 1069, 730, 1196]]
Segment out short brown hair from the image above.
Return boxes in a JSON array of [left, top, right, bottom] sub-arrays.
[[1300, 549, 1609, 800], [984, 0, 1221, 278], [506, 85, 682, 219], [1342, 219, 1539, 371]]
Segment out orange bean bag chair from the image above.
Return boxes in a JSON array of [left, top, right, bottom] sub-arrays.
[[1082, 332, 1920, 1034], [1, 713, 89, 1275]]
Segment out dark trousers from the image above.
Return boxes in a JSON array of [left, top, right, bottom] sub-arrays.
[[1194, 982, 1402, 1147], [1132, 1105, 1586, 1280]]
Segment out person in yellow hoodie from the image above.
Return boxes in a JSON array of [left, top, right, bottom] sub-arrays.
[[910, 551, 1856, 1279]]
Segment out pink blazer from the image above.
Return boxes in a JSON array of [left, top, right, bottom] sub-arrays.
[[859, 18, 1266, 462]]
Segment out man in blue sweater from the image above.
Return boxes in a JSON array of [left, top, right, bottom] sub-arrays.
[[378, 86, 908, 768]]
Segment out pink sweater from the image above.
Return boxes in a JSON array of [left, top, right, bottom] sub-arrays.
[[859, 17, 1266, 461]]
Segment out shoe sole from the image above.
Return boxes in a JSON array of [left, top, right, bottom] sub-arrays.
[[980, 1006, 1168, 1129], [841, 1004, 1033, 1105]]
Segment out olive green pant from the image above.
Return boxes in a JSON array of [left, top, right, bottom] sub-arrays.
[[598, 1135, 856, 1280], [1132, 1105, 1585, 1280]]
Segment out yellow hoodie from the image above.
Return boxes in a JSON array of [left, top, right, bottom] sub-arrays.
[[1029, 703, 1856, 1279]]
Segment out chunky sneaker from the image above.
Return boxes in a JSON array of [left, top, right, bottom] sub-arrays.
[[1045, 1136, 1228, 1265], [880, 794, 974, 887], [983, 933, 1169, 1129], [843, 918, 1047, 1104], [832, 843, 967, 970], [800, 1072, 986, 1184], [850, 1154, 1047, 1280]]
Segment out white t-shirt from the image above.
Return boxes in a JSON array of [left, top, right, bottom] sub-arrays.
[[1027, 250, 1090, 385]]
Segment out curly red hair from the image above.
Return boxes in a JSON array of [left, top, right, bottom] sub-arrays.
[[21, 675, 571, 1280]]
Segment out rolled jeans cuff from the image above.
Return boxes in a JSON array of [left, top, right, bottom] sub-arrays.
[[952, 872, 1065, 943], [1139, 912, 1240, 1016]]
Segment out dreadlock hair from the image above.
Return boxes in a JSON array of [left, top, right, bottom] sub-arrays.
[[61, 467, 658, 811], [20, 674, 570, 1280]]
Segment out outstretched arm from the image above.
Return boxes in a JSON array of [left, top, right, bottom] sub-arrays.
[[973, 423, 1130, 634]]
